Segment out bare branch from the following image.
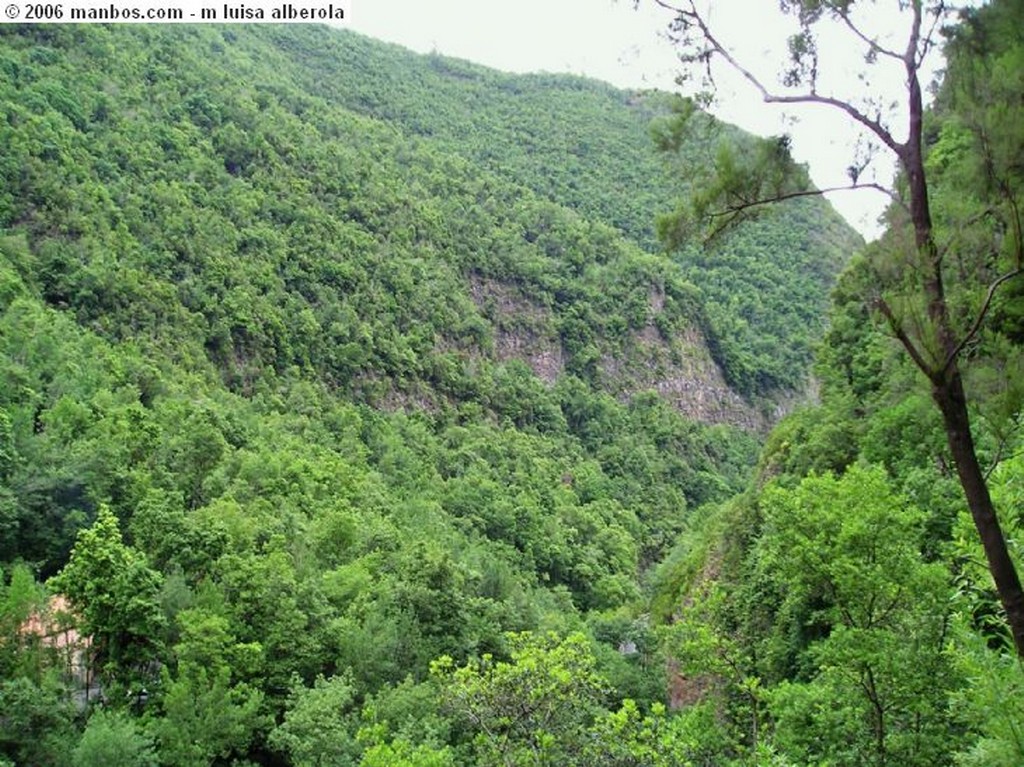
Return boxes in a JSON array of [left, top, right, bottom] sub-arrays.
[[837, 9, 903, 62], [652, 0, 905, 157], [1002, 182, 1024, 270], [943, 268, 1024, 373], [763, 93, 904, 157], [983, 434, 1018, 482], [702, 215, 739, 245], [906, 0, 924, 68], [917, 1, 948, 68]]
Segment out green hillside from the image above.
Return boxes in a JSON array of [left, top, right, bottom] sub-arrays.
[[0, 22, 867, 766], [0, 26, 860, 407], [246, 25, 863, 396]]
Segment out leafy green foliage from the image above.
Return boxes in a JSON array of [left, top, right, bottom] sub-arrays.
[[72, 710, 157, 767], [0, 673, 76, 766], [432, 631, 609, 766], [0, 18, 872, 767], [155, 608, 267, 766], [0, 562, 46, 678], [655, 115, 859, 395], [47, 506, 165, 689], [268, 673, 359, 767], [679, 197, 855, 395], [951, 628, 1024, 767], [433, 630, 736, 767], [647, 2, 1024, 763], [758, 467, 960, 766], [357, 736, 455, 767]]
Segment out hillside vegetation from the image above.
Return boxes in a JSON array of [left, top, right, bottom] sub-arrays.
[[0, 22, 873, 767]]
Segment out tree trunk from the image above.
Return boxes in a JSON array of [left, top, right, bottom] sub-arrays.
[[901, 39, 1024, 657], [932, 367, 1024, 656]]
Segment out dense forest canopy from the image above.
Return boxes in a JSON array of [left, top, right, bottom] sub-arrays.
[[0, 5, 1020, 766]]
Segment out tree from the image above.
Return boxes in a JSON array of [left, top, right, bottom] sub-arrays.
[[268, 673, 360, 767], [0, 563, 46, 679], [431, 631, 609, 766], [757, 466, 960, 766], [357, 736, 455, 767], [154, 608, 266, 767], [0, 674, 76, 767], [650, 0, 1024, 655], [47, 506, 165, 688], [433, 630, 732, 766], [72, 710, 157, 767]]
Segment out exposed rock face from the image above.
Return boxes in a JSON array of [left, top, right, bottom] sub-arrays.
[[494, 332, 564, 386], [464, 276, 787, 431], [468, 275, 564, 385], [599, 323, 767, 431], [667, 659, 722, 710]]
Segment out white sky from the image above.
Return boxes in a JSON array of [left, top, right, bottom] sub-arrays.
[[347, 0, 953, 241]]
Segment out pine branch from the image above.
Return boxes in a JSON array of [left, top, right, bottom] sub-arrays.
[[704, 181, 900, 218], [874, 296, 934, 376]]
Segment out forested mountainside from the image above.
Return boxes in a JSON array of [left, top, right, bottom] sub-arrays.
[[5, 11, 1016, 767], [2, 23, 861, 418], [0, 21, 856, 765], [248, 25, 862, 398]]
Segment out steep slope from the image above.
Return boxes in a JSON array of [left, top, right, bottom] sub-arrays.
[[244, 25, 864, 398], [0, 24, 860, 430], [646, 1, 1024, 763], [0, 22, 768, 609], [0, 22, 862, 766], [0, 25, 739, 423]]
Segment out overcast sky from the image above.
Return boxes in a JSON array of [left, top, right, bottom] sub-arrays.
[[348, 0, 951, 241]]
